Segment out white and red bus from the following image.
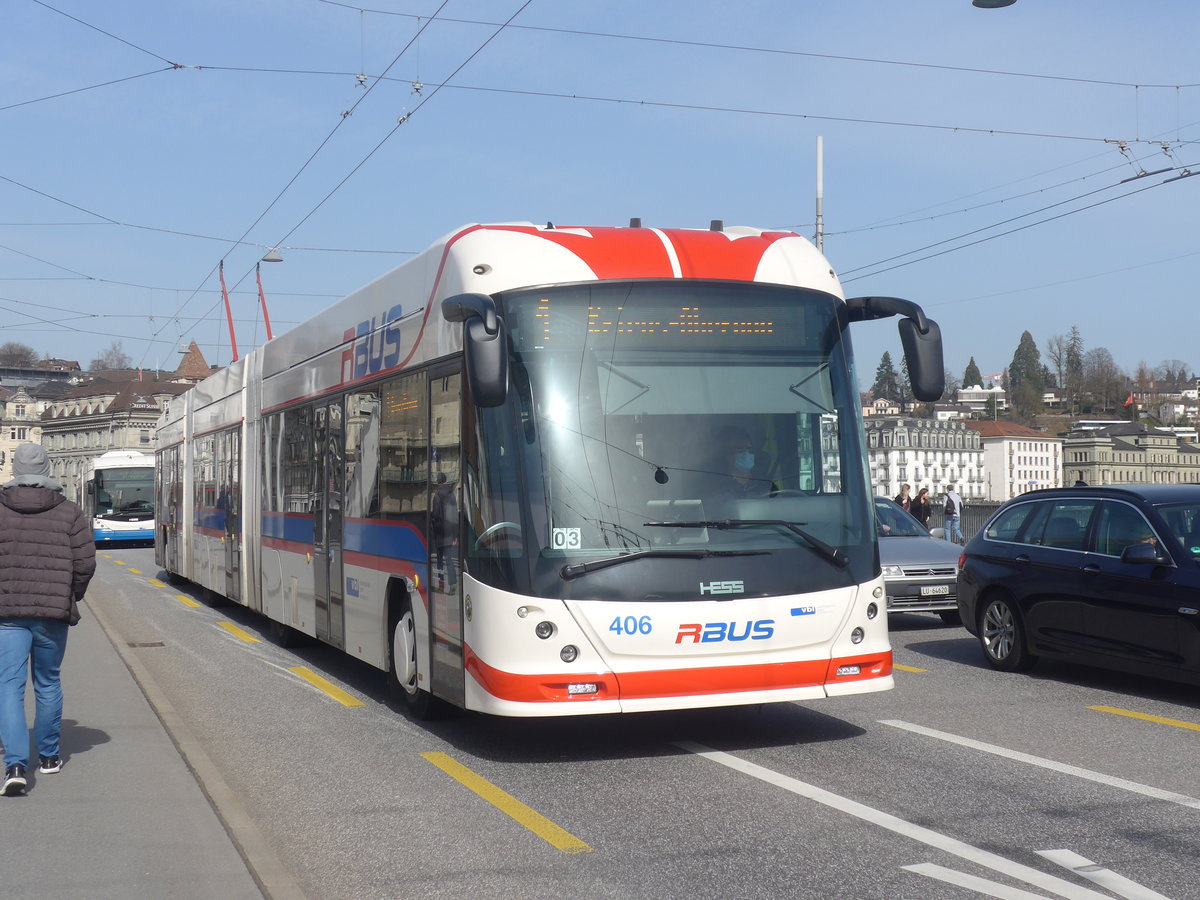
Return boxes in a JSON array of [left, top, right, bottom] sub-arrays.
[[156, 222, 943, 717]]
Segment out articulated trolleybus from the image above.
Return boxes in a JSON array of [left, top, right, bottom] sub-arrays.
[[156, 222, 942, 717], [86, 449, 156, 544]]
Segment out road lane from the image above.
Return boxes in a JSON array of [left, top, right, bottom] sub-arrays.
[[90, 551, 1200, 900]]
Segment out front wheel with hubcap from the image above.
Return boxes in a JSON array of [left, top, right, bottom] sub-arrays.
[[978, 595, 1036, 672], [388, 602, 438, 719]]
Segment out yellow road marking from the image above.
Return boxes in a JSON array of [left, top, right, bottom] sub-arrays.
[[218, 621, 261, 643], [288, 666, 365, 707], [113, 560, 127, 566], [148, 579, 166, 588], [421, 752, 592, 854], [1090, 705, 1200, 732], [894, 664, 927, 673], [176, 595, 202, 608], [128, 567, 142, 575]]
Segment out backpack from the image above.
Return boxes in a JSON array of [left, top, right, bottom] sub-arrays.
[[944, 495, 957, 516]]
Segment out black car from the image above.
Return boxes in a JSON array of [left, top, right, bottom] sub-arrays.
[[958, 484, 1200, 684]]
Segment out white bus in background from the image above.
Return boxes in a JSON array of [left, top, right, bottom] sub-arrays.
[[155, 221, 943, 718], [86, 449, 156, 544]]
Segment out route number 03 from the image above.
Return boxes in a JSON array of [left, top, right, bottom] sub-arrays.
[[609, 615, 653, 636]]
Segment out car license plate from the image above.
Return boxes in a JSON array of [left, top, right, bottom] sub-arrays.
[[920, 585, 950, 596]]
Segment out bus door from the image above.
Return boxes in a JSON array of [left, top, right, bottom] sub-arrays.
[[158, 445, 180, 573], [313, 400, 346, 648], [429, 370, 464, 706], [222, 430, 242, 602]]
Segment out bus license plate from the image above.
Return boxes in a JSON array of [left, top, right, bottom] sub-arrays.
[[920, 585, 950, 596]]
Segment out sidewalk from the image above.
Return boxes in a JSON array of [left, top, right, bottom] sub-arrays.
[[0, 580, 284, 900]]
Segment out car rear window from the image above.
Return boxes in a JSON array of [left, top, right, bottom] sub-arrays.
[[1036, 501, 1098, 551], [985, 502, 1038, 542]]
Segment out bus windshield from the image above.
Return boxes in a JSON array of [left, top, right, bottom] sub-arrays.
[[93, 468, 155, 521], [465, 280, 875, 599]]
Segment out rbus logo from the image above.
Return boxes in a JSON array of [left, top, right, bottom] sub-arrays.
[[341, 303, 404, 382], [675, 620, 775, 644]]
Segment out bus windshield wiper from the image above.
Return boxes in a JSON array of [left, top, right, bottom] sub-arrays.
[[644, 520, 850, 568], [561, 547, 768, 580]]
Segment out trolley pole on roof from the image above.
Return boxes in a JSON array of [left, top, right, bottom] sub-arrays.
[[815, 136, 825, 253]]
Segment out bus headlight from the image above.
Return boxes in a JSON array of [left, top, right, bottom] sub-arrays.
[[560, 645, 579, 663], [851, 627, 865, 644], [535, 621, 555, 639], [881, 565, 903, 578], [866, 603, 878, 619]]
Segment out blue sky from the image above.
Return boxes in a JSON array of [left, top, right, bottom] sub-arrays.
[[4, 0, 1199, 389]]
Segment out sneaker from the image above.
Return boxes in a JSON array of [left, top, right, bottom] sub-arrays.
[[3, 764, 27, 796], [38, 755, 63, 774]]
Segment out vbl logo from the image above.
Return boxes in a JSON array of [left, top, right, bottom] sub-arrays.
[[675, 620, 775, 644], [341, 303, 404, 382]]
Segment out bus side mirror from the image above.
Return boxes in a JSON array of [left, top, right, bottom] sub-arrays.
[[87, 483, 94, 495], [442, 293, 509, 408], [898, 316, 944, 402], [845, 296, 945, 403]]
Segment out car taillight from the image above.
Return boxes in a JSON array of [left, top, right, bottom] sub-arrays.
[[958, 552, 967, 568]]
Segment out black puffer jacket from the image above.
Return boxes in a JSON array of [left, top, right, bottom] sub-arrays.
[[0, 485, 96, 624]]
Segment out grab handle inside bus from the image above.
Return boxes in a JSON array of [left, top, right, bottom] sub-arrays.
[[442, 293, 509, 407], [844, 296, 945, 403]]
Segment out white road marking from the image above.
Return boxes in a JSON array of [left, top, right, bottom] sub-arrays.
[[1037, 850, 1173, 900], [677, 741, 1113, 900], [880, 719, 1200, 810], [903, 862, 1057, 899]]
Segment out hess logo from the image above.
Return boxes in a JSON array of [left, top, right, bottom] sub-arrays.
[[341, 303, 404, 382], [675, 620, 775, 644], [699, 580, 744, 595]]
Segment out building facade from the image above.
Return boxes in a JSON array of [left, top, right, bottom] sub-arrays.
[[1063, 423, 1200, 486], [863, 416, 986, 501], [966, 421, 1064, 500], [40, 378, 193, 501], [0, 386, 47, 482]]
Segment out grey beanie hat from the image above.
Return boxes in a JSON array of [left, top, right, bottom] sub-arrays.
[[12, 442, 51, 478]]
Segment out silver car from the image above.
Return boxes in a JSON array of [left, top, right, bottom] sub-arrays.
[[874, 496, 962, 624]]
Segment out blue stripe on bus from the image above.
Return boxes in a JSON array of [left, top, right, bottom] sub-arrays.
[[260, 513, 427, 560]]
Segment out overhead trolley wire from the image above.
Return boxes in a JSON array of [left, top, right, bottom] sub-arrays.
[[317, 0, 1200, 90]]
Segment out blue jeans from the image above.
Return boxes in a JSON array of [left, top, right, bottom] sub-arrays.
[[944, 515, 964, 543], [0, 618, 69, 768]]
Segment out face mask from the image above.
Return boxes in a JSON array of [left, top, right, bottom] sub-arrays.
[[734, 451, 755, 472]]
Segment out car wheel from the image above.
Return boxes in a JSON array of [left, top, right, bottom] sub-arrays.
[[978, 594, 1036, 672]]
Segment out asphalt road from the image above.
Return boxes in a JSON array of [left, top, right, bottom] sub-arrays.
[[91, 546, 1200, 900]]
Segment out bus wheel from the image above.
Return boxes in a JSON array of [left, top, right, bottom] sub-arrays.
[[388, 599, 437, 719]]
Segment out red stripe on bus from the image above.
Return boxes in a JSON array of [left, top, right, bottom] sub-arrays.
[[463, 647, 892, 704]]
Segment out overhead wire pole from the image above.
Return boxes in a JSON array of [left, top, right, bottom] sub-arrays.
[[815, 136, 824, 252]]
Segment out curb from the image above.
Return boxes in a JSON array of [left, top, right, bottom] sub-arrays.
[[89, 594, 310, 900]]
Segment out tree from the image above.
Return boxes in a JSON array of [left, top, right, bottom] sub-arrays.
[[1082, 347, 1124, 413], [89, 341, 133, 372], [871, 351, 900, 402], [962, 357, 982, 390], [0, 342, 38, 366], [1007, 331, 1044, 419], [1044, 334, 1067, 394], [1065, 326, 1084, 414]]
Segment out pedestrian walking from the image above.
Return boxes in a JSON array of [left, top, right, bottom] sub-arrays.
[[911, 487, 932, 529], [943, 485, 965, 545], [0, 443, 96, 796]]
